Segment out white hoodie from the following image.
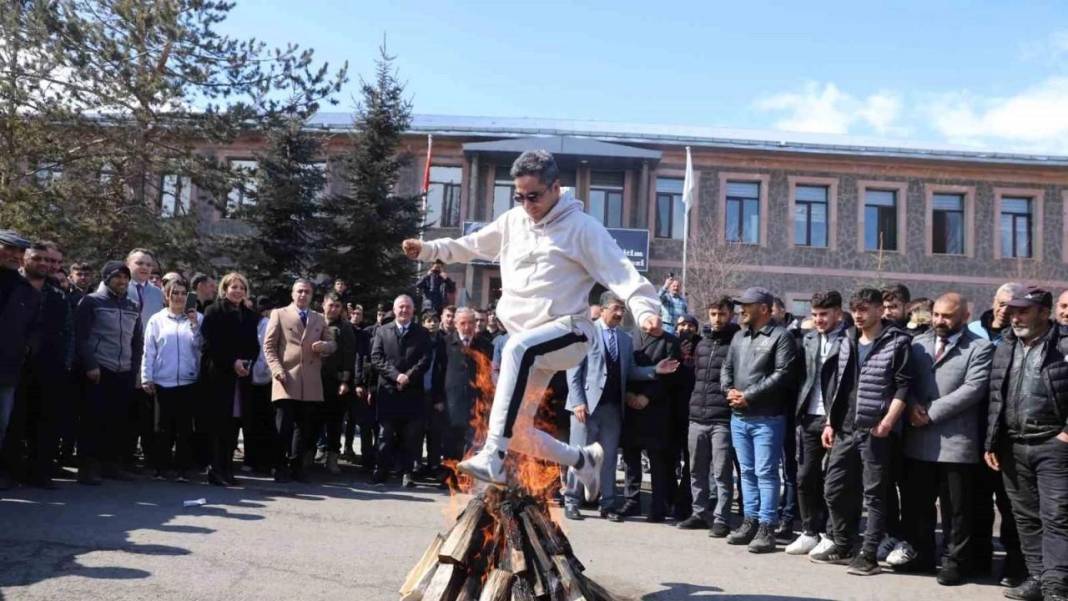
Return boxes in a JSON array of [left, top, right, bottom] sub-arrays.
[[418, 190, 661, 334]]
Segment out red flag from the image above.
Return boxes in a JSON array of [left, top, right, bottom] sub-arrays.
[[422, 134, 433, 194]]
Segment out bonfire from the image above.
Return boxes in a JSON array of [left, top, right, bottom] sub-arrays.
[[399, 352, 617, 601]]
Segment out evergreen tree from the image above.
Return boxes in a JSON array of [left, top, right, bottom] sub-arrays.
[[227, 118, 326, 303], [318, 45, 422, 307]]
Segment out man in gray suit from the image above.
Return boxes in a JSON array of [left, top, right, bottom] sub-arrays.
[[564, 291, 678, 521], [894, 293, 993, 586]]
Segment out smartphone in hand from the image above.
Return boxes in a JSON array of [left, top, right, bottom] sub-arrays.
[[185, 292, 198, 313]]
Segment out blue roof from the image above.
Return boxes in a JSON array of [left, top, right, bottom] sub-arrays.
[[306, 112, 1068, 167]]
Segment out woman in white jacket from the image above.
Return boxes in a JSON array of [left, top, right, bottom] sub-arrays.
[[403, 150, 670, 495], [141, 278, 202, 481]]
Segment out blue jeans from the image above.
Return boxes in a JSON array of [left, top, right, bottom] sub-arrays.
[[731, 414, 786, 525]]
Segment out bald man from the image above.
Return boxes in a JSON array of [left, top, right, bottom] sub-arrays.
[[894, 293, 993, 586]]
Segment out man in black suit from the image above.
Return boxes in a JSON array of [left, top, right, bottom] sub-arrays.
[[370, 295, 432, 487], [432, 307, 492, 486]]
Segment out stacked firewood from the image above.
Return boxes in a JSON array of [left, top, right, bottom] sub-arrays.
[[400, 487, 616, 601]]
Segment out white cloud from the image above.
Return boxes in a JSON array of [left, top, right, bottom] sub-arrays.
[[926, 76, 1068, 154], [754, 82, 904, 136]]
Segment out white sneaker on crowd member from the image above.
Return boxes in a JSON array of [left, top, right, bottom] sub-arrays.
[[786, 532, 822, 555], [457, 446, 507, 485], [808, 534, 836, 558], [569, 443, 604, 502], [876, 536, 900, 562], [886, 540, 917, 567]]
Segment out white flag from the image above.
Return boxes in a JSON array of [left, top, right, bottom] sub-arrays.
[[682, 146, 696, 211]]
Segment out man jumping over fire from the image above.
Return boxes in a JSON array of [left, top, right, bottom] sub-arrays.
[[402, 150, 672, 500]]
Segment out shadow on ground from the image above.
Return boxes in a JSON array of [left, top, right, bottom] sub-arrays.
[[0, 465, 444, 592]]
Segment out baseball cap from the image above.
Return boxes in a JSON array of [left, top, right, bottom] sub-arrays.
[[1006, 286, 1052, 310], [734, 286, 775, 306]]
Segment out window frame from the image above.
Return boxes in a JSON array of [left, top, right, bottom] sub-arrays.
[[160, 173, 193, 218], [588, 171, 625, 229], [993, 187, 1044, 261], [654, 177, 686, 240], [717, 173, 769, 246], [788, 176, 838, 250], [225, 158, 259, 217], [924, 184, 974, 257], [856, 180, 907, 254], [426, 164, 463, 228]]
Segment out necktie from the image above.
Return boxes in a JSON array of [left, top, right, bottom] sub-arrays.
[[935, 336, 947, 362], [135, 283, 144, 308], [299, 309, 308, 326], [462, 337, 469, 347], [607, 328, 618, 361]]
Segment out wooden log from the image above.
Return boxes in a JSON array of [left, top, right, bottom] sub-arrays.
[[511, 578, 537, 601], [552, 556, 588, 601], [521, 512, 564, 600], [522, 506, 569, 556], [455, 574, 481, 601], [578, 575, 615, 601], [501, 504, 528, 575], [423, 562, 465, 601], [478, 569, 514, 601], [440, 498, 488, 565], [401, 534, 445, 596], [400, 562, 439, 601]]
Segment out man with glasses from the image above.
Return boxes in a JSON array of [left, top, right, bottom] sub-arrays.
[[402, 150, 665, 496]]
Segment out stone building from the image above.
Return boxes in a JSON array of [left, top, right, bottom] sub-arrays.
[[200, 113, 1068, 315]]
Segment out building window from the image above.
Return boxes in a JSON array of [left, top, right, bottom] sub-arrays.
[[864, 189, 898, 252], [226, 159, 258, 216], [160, 174, 192, 217], [655, 177, 685, 240], [492, 166, 513, 220], [34, 162, 62, 187], [932, 193, 964, 255], [588, 171, 624, 228], [725, 181, 760, 244], [1001, 196, 1033, 259], [426, 166, 462, 228], [789, 297, 812, 317], [794, 185, 828, 248]]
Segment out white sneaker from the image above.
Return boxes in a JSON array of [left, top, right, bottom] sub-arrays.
[[569, 443, 603, 503], [876, 536, 899, 562], [808, 534, 836, 558], [456, 447, 506, 485], [786, 532, 821, 555], [886, 540, 917, 567]]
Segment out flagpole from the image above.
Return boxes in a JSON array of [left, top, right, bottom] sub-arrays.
[[681, 146, 693, 291]]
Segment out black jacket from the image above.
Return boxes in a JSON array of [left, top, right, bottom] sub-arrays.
[[26, 279, 74, 374], [721, 321, 799, 417], [322, 318, 356, 384], [688, 323, 739, 424], [795, 324, 846, 419], [352, 326, 372, 388], [200, 299, 259, 431], [985, 322, 1068, 449], [0, 269, 41, 385], [432, 332, 493, 428], [828, 321, 911, 431], [623, 331, 681, 449], [371, 322, 433, 420]]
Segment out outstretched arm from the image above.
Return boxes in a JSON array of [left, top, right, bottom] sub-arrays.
[[403, 218, 503, 265]]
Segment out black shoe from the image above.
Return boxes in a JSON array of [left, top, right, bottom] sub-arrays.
[[937, 564, 963, 586], [207, 469, 228, 487], [847, 552, 880, 576], [29, 475, 56, 490], [748, 523, 777, 554], [152, 470, 166, 481], [1004, 577, 1044, 601], [1000, 575, 1027, 589], [646, 512, 665, 523], [564, 506, 584, 521], [401, 473, 416, 488], [709, 522, 731, 538], [77, 460, 102, 486], [727, 518, 758, 545], [810, 544, 856, 565], [677, 515, 709, 530], [371, 470, 387, 484], [774, 522, 794, 541], [606, 510, 624, 523], [176, 471, 190, 483], [615, 502, 641, 518]]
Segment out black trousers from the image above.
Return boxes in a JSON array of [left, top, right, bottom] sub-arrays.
[[1000, 436, 1068, 597], [972, 462, 1025, 578], [57, 370, 81, 465], [441, 424, 471, 463], [317, 379, 346, 455], [127, 388, 155, 466], [797, 413, 829, 535], [80, 369, 134, 464], [825, 429, 892, 555], [344, 396, 377, 467], [668, 417, 692, 518], [154, 384, 195, 472], [243, 384, 277, 471], [423, 396, 444, 469], [4, 365, 62, 482], [275, 399, 317, 470], [376, 417, 423, 475], [902, 458, 973, 570], [779, 410, 799, 526], [623, 445, 673, 516], [885, 432, 905, 540]]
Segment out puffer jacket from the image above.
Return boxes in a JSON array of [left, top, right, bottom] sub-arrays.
[[985, 322, 1068, 449], [75, 285, 143, 374], [828, 321, 911, 430], [689, 323, 739, 424]]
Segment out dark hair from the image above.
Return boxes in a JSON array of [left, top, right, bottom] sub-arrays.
[[442, 304, 457, 314], [32, 240, 61, 254], [849, 288, 884, 311], [71, 262, 92, 272], [323, 292, 342, 304], [881, 283, 911, 304], [191, 273, 212, 289], [376, 302, 390, 312], [810, 290, 842, 310], [706, 296, 733, 311], [163, 278, 189, 296], [509, 150, 560, 185], [772, 296, 786, 311], [599, 291, 624, 308], [422, 311, 440, 323]]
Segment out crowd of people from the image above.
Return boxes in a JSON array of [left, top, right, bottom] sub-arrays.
[[1, 224, 1065, 600]]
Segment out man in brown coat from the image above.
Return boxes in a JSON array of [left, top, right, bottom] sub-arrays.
[[264, 279, 336, 482]]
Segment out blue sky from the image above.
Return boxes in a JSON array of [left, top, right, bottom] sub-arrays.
[[222, 1, 1068, 154]]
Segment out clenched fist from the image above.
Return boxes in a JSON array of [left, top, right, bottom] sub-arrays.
[[402, 239, 422, 260]]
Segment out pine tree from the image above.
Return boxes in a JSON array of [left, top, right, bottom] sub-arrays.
[[318, 45, 422, 307], [227, 118, 326, 303]]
